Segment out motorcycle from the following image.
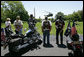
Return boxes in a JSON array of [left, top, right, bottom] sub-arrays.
[[1, 28, 6, 46], [64, 20, 83, 56], [1, 27, 13, 46], [1, 23, 42, 53]]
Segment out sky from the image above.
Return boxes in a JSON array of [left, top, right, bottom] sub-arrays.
[[21, 1, 83, 19]]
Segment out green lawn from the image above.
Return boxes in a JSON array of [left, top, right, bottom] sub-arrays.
[[1, 21, 83, 35]]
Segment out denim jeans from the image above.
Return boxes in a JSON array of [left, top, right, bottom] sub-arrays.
[[15, 28, 23, 34], [43, 30, 50, 44], [19, 28, 22, 34], [56, 29, 63, 44]]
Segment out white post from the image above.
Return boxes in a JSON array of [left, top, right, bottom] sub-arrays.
[[34, 7, 35, 18]]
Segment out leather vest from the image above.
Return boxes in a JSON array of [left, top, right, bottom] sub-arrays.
[[43, 20, 50, 30]]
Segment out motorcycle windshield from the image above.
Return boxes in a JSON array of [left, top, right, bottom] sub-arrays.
[[25, 29, 32, 36]]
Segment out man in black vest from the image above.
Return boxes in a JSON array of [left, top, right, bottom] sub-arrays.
[[42, 17, 52, 46], [28, 14, 37, 30], [55, 16, 65, 45]]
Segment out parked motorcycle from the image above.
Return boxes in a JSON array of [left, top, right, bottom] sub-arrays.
[[1, 27, 13, 46], [64, 20, 83, 56], [1, 23, 42, 53]]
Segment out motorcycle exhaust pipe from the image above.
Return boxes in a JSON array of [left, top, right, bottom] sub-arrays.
[[14, 43, 29, 52]]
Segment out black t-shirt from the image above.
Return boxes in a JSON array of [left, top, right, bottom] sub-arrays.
[[28, 18, 36, 25], [55, 19, 65, 29], [28, 18, 37, 29]]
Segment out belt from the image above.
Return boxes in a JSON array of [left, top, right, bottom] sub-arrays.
[[44, 29, 49, 31]]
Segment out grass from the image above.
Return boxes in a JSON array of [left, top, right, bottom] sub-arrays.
[[1, 21, 83, 35]]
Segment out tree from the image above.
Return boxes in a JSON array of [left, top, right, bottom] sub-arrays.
[[55, 12, 65, 20], [64, 9, 83, 21], [77, 10, 83, 21], [1, 1, 29, 23], [36, 17, 41, 22], [1, 1, 7, 22]]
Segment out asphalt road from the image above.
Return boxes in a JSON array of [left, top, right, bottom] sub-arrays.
[[1, 35, 83, 56]]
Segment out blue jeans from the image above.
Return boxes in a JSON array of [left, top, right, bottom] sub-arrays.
[[15, 28, 23, 34], [56, 29, 63, 44], [19, 28, 22, 34], [43, 30, 50, 44]]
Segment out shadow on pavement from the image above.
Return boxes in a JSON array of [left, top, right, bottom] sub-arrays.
[[57, 44, 67, 48], [43, 44, 54, 48], [4, 44, 41, 56], [68, 52, 74, 56]]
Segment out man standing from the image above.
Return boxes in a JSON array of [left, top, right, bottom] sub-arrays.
[[14, 16, 23, 34], [55, 16, 65, 45], [5, 18, 13, 36], [5, 18, 12, 30], [28, 14, 37, 30], [42, 17, 52, 46]]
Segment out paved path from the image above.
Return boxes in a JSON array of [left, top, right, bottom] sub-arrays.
[[1, 35, 83, 56]]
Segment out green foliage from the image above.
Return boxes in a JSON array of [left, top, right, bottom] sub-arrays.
[[55, 9, 83, 21], [36, 18, 42, 22], [55, 12, 65, 20], [1, 1, 29, 23], [1, 1, 83, 23], [1, 21, 83, 35], [48, 18, 55, 22]]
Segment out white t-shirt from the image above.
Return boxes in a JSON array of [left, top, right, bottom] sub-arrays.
[[5, 21, 11, 27], [42, 20, 52, 26], [14, 20, 23, 26]]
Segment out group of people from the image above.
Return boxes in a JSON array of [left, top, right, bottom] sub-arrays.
[[5, 16, 23, 35], [42, 16, 65, 46], [4, 14, 65, 47]]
